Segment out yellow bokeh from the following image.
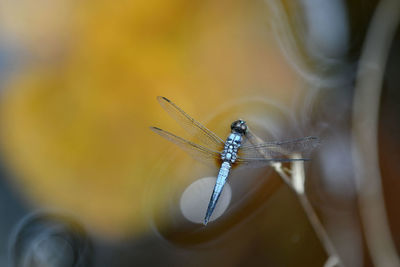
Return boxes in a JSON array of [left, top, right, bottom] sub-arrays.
[[0, 0, 302, 239]]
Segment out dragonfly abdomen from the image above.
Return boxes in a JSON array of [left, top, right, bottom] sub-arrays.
[[204, 132, 244, 224], [204, 161, 231, 225]]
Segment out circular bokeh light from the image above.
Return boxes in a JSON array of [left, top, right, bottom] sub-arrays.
[[180, 177, 232, 224]]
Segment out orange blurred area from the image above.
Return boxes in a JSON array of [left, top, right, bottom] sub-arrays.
[[0, 0, 303, 239]]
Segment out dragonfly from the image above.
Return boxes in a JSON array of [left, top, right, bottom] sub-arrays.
[[150, 96, 320, 225]]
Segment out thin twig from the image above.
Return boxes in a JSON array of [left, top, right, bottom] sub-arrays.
[[247, 128, 343, 266]]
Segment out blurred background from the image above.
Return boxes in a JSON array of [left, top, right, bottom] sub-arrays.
[[0, 0, 399, 266]]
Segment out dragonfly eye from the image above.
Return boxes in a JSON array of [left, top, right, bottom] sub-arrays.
[[231, 120, 247, 134]]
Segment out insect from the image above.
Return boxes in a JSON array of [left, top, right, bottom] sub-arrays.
[[150, 96, 320, 225]]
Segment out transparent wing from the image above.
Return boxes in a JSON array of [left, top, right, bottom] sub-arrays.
[[157, 96, 224, 151], [240, 136, 320, 159], [235, 156, 310, 169], [150, 127, 221, 167]]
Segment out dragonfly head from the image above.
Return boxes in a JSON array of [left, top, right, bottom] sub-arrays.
[[231, 120, 247, 134]]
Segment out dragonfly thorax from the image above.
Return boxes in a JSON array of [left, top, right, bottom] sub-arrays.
[[221, 132, 243, 164]]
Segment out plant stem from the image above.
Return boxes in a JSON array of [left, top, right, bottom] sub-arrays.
[[247, 128, 344, 266]]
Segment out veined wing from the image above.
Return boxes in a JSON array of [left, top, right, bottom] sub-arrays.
[[234, 156, 310, 169], [240, 136, 320, 159], [235, 156, 310, 168], [150, 127, 221, 167], [157, 96, 224, 151], [236, 157, 311, 167]]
